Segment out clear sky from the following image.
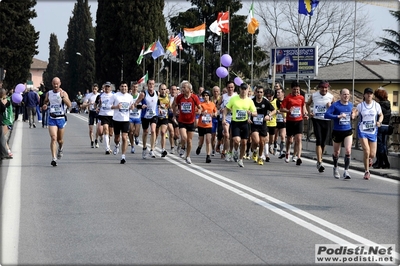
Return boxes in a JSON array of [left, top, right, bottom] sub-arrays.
[[30, 1, 398, 62]]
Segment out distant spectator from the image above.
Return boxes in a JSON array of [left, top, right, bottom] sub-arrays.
[[24, 87, 40, 128]]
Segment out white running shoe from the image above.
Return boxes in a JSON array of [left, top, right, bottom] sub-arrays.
[[186, 157, 192, 164], [142, 148, 148, 159], [149, 150, 156, 158], [225, 152, 232, 162], [292, 155, 298, 162], [135, 137, 140, 145], [131, 147, 135, 154], [237, 159, 244, 168], [113, 145, 120, 155], [57, 149, 63, 159], [233, 150, 239, 162], [333, 167, 340, 179]]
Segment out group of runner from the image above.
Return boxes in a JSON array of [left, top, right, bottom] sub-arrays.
[[42, 76, 384, 180]]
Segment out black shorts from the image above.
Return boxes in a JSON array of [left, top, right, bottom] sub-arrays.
[[113, 120, 130, 134], [251, 125, 267, 137], [178, 122, 196, 132], [198, 127, 212, 136], [332, 129, 353, 144], [100, 115, 113, 127], [231, 120, 250, 139], [276, 122, 286, 129], [141, 117, 158, 130], [157, 118, 169, 127], [88, 110, 98, 125], [311, 118, 330, 146], [168, 116, 179, 128], [268, 126, 276, 135], [286, 120, 303, 137]]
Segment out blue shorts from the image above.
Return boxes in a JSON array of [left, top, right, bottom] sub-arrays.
[[211, 118, 218, 134], [358, 129, 377, 142], [48, 117, 67, 129], [129, 117, 141, 124]]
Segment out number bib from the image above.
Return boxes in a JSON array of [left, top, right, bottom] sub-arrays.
[[362, 121, 375, 131], [253, 114, 264, 125], [50, 104, 62, 115], [181, 102, 192, 114], [339, 113, 351, 125], [314, 105, 326, 118], [159, 109, 167, 118], [290, 107, 301, 118], [130, 108, 140, 118], [201, 114, 211, 124], [236, 110, 247, 120], [276, 113, 284, 123], [144, 109, 156, 118]]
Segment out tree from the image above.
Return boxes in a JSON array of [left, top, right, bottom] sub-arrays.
[[169, 0, 267, 90], [95, 0, 168, 85], [64, 0, 95, 96], [376, 10, 400, 64], [0, 0, 39, 88], [43, 33, 60, 87], [255, 0, 378, 66]]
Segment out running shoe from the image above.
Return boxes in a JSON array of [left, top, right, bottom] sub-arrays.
[[269, 145, 274, 155], [296, 158, 302, 166], [161, 150, 168, 157], [186, 157, 192, 164], [105, 149, 111, 155], [135, 137, 140, 145], [32, 123, 36, 128], [196, 146, 201, 155], [51, 159, 57, 167], [57, 149, 63, 159], [257, 158, 264, 165], [237, 159, 244, 168], [7, 150, 13, 158], [127, 139, 131, 146], [211, 150, 215, 156], [252, 151, 258, 162], [243, 152, 250, 160], [292, 155, 298, 162], [99, 136, 103, 143], [333, 167, 340, 179], [363, 171, 370, 180], [149, 150, 156, 158], [206, 155, 211, 163], [343, 170, 351, 180], [278, 152, 286, 159], [142, 148, 148, 159], [131, 147, 135, 154], [285, 154, 290, 163], [225, 152, 232, 162], [120, 158, 126, 164], [95, 140, 99, 148], [179, 148, 186, 158], [91, 141, 94, 148], [233, 150, 239, 162], [316, 162, 325, 172], [113, 145, 120, 155], [170, 147, 175, 154], [265, 156, 270, 162]]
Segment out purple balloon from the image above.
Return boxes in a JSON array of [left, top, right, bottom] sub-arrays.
[[220, 54, 232, 67], [234, 77, 243, 86], [12, 92, 23, 104], [15, 83, 25, 94], [216, 67, 228, 78]]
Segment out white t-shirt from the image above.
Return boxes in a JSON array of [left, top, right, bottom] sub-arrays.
[[357, 100, 382, 135], [112, 92, 134, 122]]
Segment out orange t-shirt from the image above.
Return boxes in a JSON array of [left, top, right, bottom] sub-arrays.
[[197, 101, 217, 128]]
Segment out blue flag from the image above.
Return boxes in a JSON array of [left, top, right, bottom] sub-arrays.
[[298, 0, 319, 16], [152, 40, 165, 59]]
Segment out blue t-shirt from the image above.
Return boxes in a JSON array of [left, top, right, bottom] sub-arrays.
[[324, 100, 353, 131]]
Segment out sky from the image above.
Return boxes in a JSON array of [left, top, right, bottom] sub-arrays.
[[30, 1, 399, 62]]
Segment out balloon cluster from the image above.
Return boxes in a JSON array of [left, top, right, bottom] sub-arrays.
[[215, 54, 244, 86], [12, 83, 25, 104]]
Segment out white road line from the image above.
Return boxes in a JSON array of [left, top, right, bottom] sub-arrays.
[[162, 153, 400, 262], [1, 121, 23, 265]]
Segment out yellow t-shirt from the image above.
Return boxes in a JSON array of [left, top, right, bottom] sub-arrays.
[[226, 95, 257, 122], [158, 95, 170, 119], [267, 98, 277, 127]]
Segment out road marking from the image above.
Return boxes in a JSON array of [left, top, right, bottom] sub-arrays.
[[2, 121, 23, 265], [162, 153, 399, 262]]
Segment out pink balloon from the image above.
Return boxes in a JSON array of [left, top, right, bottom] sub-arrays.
[[12, 92, 23, 104], [220, 54, 232, 67], [216, 67, 228, 78], [234, 77, 243, 86], [15, 83, 25, 93]]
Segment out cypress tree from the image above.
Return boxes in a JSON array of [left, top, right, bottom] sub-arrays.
[[43, 33, 60, 87]]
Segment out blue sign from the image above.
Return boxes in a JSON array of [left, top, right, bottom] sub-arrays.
[[270, 46, 318, 77]]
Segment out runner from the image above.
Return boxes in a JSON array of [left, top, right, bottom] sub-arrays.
[[95, 82, 114, 154], [82, 83, 100, 148], [273, 83, 287, 158], [156, 83, 170, 157], [265, 88, 277, 162], [128, 82, 141, 154], [168, 84, 179, 154]]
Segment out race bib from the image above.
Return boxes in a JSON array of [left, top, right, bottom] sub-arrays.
[[314, 105, 326, 118], [236, 110, 247, 120], [144, 109, 156, 118], [130, 108, 140, 118], [201, 114, 211, 124], [362, 121, 375, 131], [276, 113, 284, 123], [181, 102, 192, 114], [339, 113, 351, 125], [253, 114, 264, 125], [159, 109, 167, 118], [50, 104, 62, 115], [118, 102, 129, 113], [290, 107, 301, 118]]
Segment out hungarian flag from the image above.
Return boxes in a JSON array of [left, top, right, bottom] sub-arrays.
[[138, 72, 148, 84], [246, 3, 259, 34], [183, 23, 206, 44], [298, 0, 319, 16], [166, 36, 177, 56], [136, 44, 144, 65], [209, 11, 229, 36]]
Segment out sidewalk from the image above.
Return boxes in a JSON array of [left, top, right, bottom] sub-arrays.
[[301, 141, 400, 181]]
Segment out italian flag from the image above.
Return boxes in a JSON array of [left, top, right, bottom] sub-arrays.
[[138, 72, 148, 84], [183, 23, 206, 44]]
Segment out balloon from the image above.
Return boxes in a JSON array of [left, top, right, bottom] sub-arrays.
[[234, 77, 243, 86], [12, 92, 23, 104], [15, 83, 26, 93], [216, 67, 228, 78], [220, 54, 232, 67]]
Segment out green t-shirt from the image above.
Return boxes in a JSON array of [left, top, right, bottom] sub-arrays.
[[226, 95, 256, 122], [3, 96, 14, 126]]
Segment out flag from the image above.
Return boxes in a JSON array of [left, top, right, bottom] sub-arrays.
[[166, 36, 177, 56], [152, 40, 165, 59], [143, 42, 156, 57], [209, 11, 230, 36], [298, 0, 319, 16], [136, 44, 144, 65], [138, 72, 148, 84], [183, 23, 206, 44], [246, 3, 259, 34], [173, 33, 183, 50]]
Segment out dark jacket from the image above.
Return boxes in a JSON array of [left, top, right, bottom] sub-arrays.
[[379, 100, 391, 125], [24, 90, 39, 108]]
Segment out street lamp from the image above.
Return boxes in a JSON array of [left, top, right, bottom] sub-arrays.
[[76, 52, 82, 56]]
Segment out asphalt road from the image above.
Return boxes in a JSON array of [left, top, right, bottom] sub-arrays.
[[2, 113, 399, 265]]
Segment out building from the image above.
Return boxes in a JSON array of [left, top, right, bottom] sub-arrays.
[[29, 58, 47, 89]]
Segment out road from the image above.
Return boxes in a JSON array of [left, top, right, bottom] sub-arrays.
[[1, 113, 399, 265]]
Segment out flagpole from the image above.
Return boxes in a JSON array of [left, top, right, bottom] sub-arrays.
[[272, 48, 276, 89], [202, 18, 206, 88], [251, 34, 254, 90], [297, 9, 300, 83], [351, 0, 357, 104], [227, 7, 230, 81], [170, 55, 172, 87], [178, 29, 182, 86], [219, 33, 222, 89]]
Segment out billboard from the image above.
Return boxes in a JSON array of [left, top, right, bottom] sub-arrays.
[[270, 46, 318, 78]]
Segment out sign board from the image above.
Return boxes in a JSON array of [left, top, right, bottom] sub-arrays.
[[270, 46, 318, 78]]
